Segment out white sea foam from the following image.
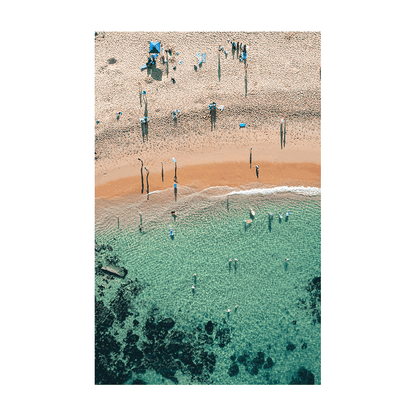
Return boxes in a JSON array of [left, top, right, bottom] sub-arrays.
[[223, 186, 321, 197]]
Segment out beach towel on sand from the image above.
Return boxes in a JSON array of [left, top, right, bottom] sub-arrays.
[[196, 53, 206, 64]]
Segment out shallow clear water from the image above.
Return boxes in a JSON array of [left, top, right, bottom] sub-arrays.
[[95, 188, 321, 385]]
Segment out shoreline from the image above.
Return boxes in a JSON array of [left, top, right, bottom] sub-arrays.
[[95, 161, 320, 199]]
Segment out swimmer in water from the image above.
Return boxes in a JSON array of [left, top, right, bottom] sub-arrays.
[[279, 212, 283, 219], [191, 285, 195, 290], [227, 309, 231, 313], [285, 258, 289, 262], [286, 210, 289, 217], [235, 305, 238, 310], [234, 258, 238, 262]]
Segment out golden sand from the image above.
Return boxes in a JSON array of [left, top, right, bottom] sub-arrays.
[[95, 161, 320, 199]]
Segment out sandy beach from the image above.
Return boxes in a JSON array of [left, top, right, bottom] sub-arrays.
[[95, 31, 320, 196]]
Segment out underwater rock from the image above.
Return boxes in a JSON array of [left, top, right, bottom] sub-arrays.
[[111, 289, 133, 323], [158, 317, 175, 330], [292, 320, 297, 325], [230, 354, 236, 362], [237, 353, 248, 364], [123, 344, 144, 364], [205, 320, 214, 335], [306, 276, 321, 325], [286, 342, 296, 351], [215, 327, 231, 348], [228, 363, 239, 377], [132, 379, 146, 385], [133, 319, 140, 327], [302, 343, 307, 350], [289, 366, 315, 385], [263, 357, 274, 369], [101, 265, 127, 278], [252, 351, 265, 367]]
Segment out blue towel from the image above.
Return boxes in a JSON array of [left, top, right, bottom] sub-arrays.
[[201, 53, 206, 63], [240, 123, 245, 128]]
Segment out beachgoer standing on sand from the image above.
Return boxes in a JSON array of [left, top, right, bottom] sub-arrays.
[[255, 165, 259, 178]]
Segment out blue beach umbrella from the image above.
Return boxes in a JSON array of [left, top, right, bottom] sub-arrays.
[[149, 41, 160, 54]]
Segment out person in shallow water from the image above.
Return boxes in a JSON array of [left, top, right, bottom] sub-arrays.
[[285, 258, 289, 262]]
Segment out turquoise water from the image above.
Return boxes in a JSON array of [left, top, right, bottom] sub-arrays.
[[95, 187, 321, 385]]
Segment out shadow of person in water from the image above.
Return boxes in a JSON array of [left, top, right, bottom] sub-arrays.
[[268, 217, 272, 232]]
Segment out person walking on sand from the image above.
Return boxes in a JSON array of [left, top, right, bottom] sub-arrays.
[[255, 165, 259, 178]]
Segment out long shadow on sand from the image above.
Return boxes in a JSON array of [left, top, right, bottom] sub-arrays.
[[210, 107, 217, 131]]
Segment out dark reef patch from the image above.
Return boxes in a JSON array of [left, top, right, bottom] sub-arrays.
[[289, 366, 315, 385], [235, 350, 274, 377], [286, 342, 296, 351], [263, 357, 274, 369], [95, 290, 229, 384], [228, 363, 239, 377], [296, 275, 321, 324]]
